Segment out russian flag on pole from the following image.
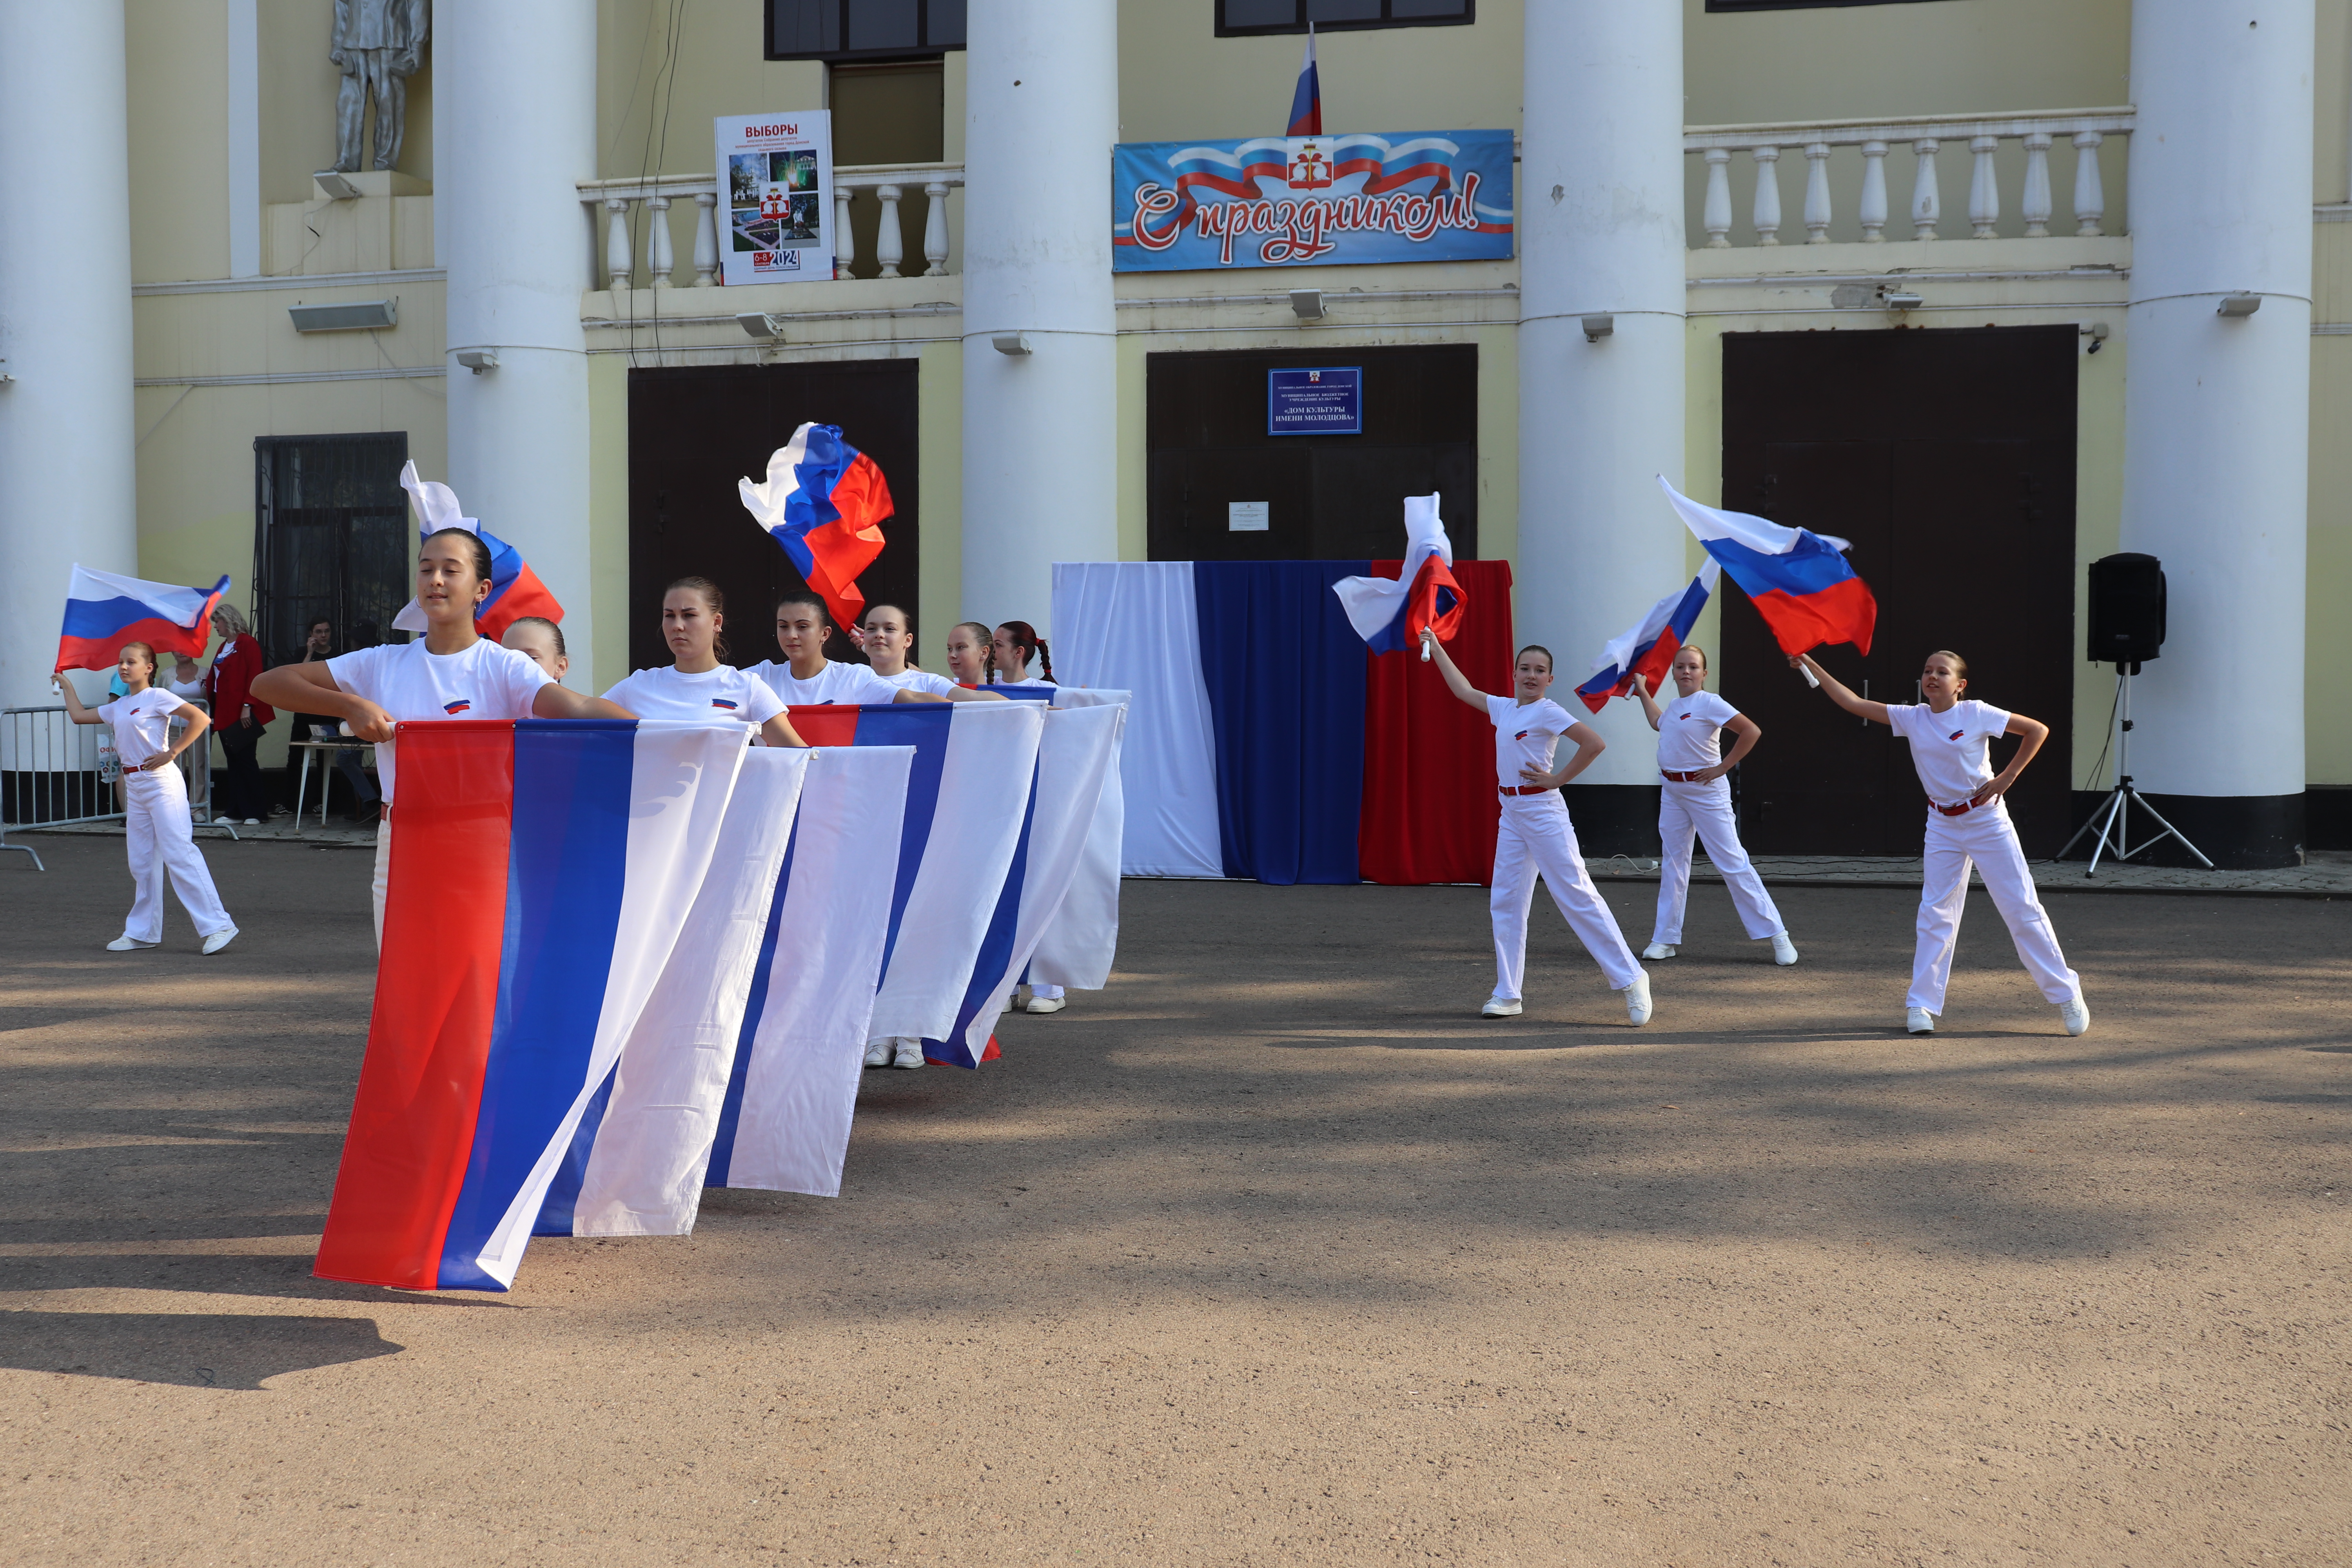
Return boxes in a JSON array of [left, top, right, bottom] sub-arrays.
[[55, 565, 228, 672], [389, 462, 564, 642], [313, 719, 748, 1292], [1287, 24, 1322, 136], [1657, 476, 1877, 657], [1574, 561, 1722, 714], [739, 423, 892, 631], [1331, 493, 1465, 655]]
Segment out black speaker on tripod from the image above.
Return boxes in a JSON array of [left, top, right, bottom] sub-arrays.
[[2087, 552, 2166, 669]]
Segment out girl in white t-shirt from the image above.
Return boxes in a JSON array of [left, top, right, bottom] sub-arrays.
[[849, 602, 1006, 700], [252, 525, 637, 947], [501, 615, 570, 684], [1793, 650, 2086, 1038], [747, 592, 979, 708], [55, 642, 237, 954], [1424, 630, 1651, 1025], [601, 578, 804, 747], [1627, 645, 1796, 965], [990, 621, 1055, 686], [945, 622, 994, 688]]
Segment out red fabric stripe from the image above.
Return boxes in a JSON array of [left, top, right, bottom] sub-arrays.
[[1751, 575, 1878, 658], [784, 704, 862, 747], [1359, 558, 1515, 886], [1628, 627, 1683, 696], [802, 453, 892, 628], [54, 616, 212, 673], [314, 722, 516, 1290], [477, 564, 565, 641]]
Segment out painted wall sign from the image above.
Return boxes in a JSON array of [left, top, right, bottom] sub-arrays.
[[1112, 131, 1514, 272], [715, 111, 834, 285], [1267, 367, 1362, 435]]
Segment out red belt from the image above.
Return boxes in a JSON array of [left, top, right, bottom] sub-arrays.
[[1499, 785, 1553, 797], [1659, 769, 1709, 784], [1933, 797, 1980, 817]]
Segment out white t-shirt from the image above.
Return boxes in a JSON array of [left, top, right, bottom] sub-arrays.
[[746, 659, 904, 707], [601, 664, 786, 730], [990, 670, 1055, 687], [96, 688, 181, 768], [1486, 694, 1577, 789], [1886, 699, 2014, 806], [874, 667, 956, 697], [326, 639, 553, 803], [1657, 690, 1741, 773]]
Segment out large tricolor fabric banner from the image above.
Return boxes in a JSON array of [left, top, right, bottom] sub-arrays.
[[1054, 557, 1515, 887], [1112, 130, 1514, 271]]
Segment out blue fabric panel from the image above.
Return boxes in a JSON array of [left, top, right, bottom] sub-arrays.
[[844, 703, 951, 980], [922, 760, 1038, 1069], [438, 722, 634, 1290], [705, 824, 798, 1189], [1191, 561, 1370, 885]]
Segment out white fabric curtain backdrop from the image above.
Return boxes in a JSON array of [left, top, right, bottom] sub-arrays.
[[1050, 563, 1224, 878]]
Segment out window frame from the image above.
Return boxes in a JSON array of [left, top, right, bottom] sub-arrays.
[[252, 431, 413, 667], [1704, 1, 1947, 12], [765, 0, 965, 64], [1214, 1, 1474, 38]]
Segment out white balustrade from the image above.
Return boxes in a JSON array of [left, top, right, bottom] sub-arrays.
[[1684, 110, 2131, 249], [577, 163, 964, 287]]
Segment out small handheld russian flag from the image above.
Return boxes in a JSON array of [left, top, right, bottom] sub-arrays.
[[1287, 24, 1322, 137], [739, 423, 892, 632], [389, 462, 564, 641], [1656, 476, 1877, 661], [1575, 561, 1722, 714], [1331, 493, 1465, 657], [56, 565, 229, 673]]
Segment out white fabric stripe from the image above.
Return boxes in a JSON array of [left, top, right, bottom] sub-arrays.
[[949, 702, 1124, 1058], [1050, 563, 1225, 878], [1027, 689, 1128, 991], [68, 563, 214, 622], [571, 745, 811, 1236], [1331, 492, 1452, 644], [726, 746, 911, 1197], [470, 722, 749, 1288], [1656, 475, 1851, 555], [864, 701, 1045, 1044]]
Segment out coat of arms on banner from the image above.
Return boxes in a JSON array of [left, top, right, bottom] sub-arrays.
[[1112, 129, 1515, 272]]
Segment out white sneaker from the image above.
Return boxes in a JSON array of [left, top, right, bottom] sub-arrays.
[[891, 1039, 925, 1069], [1479, 995, 1521, 1018], [243, 818, 261, 826], [200, 927, 238, 955], [2059, 996, 2091, 1037], [1641, 942, 1676, 961], [1770, 931, 1798, 966], [105, 935, 158, 952], [862, 1038, 891, 1068], [1023, 995, 1066, 1014], [1621, 971, 1653, 1026], [1907, 1007, 1936, 1035]]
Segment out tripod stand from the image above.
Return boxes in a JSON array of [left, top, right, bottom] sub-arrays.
[[2059, 664, 2214, 876]]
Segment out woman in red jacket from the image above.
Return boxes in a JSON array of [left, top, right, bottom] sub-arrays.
[[203, 604, 274, 824]]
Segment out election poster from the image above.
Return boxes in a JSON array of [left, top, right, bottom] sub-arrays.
[[1111, 130, 1515, 273], [715, 111, 833, 286]]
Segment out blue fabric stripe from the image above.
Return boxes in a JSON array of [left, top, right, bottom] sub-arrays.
[[1700, 533, 1856, 599], [437, 722, 635, 1289], [1192, 561, 1368, 885], [705, 823, 797, 1189], [846, 704, 951, 980], [60, 594, 189, 639], [924, 760, 1038, 1069], [531, 1064, 617, 1236]]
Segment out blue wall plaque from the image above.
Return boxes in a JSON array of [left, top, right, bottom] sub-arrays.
[[1267, 367, 1362, 436]]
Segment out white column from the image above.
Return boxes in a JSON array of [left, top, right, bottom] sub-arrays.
[[0, 2, 136, 710], [2120, 0, 2314, 866], [1518, 0, 1686, 790], [961, 0, 1118, 633], [440, 4, 600, 683]]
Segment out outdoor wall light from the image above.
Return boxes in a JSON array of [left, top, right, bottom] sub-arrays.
[[737, 312, 785, 341], [1581, 313, 1614, 342], [289, 300, 396, 333], [312, 170, 361, 200], [2217, 294, 2262, 318], [1882, 290, 1925, 311], [992, 333, 1033, 356], [1290, 289, 1326, 321], [2082, 321, 2111, 353], [453, 348, 499, 374]]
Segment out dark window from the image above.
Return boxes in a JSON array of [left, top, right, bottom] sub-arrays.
[[253, 433, 411, 666], [768, 0, 964, 61], [1217, 0, 1470, 36], [1706, 1, 1944, 11]]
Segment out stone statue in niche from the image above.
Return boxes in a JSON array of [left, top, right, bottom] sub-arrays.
[[331, 0, 429, 173]]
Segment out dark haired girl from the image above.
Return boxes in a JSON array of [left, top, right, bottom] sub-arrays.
[[601, 577, 804, 747]]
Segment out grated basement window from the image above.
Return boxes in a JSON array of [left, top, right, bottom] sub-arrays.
[[253, 433, 412, 666]]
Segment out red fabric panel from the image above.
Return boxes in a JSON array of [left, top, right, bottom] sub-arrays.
[[1751, 576, 1878, 657], [784, 704, 863, 747], [1357, 558, 1515, 886], [314, 722, 515, 1290]]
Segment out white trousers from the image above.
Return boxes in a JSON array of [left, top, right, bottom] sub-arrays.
[[372, 817, 391, 949], [1490, 795, 1642, 998], [122, 766, 232, 942], [1910, 800, 2081, 1013], [1653, 777, 1784, 945]]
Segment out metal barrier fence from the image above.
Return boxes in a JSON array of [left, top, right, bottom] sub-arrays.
[[1, 701, 237, 871]]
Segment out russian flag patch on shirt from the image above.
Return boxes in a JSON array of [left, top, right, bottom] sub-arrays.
[[712, 699, 739, 710], [443, 699, 472, 714], [1949, 729, 1964, 740]]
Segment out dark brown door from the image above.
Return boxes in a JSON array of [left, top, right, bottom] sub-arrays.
[[626, 360, 918, 675], [1147, 345, 1477, 561], [1721, 327, 2076, 856]]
